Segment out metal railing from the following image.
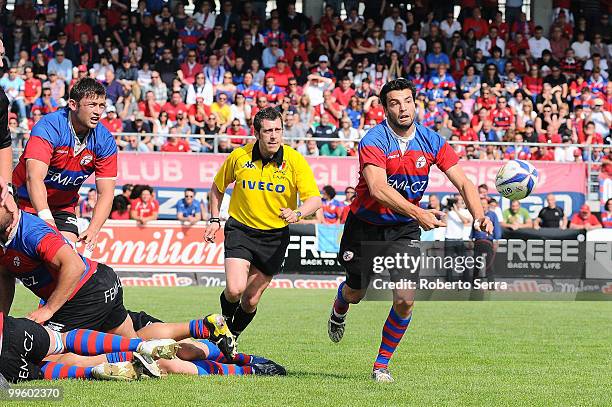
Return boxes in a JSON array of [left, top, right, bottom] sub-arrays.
[[10, 129, 608, 200]]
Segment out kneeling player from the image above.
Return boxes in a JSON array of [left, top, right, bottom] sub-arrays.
[[0, 311, 179, 383], [0, 208, 137, 336]]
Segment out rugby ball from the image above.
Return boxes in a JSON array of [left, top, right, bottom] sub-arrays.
[[495, 160, 539, 200]]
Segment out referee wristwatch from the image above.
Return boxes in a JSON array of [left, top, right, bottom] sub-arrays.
[[294, 210, 302, 220]]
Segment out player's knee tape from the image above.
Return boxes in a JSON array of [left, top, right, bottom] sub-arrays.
[[49, 330, 65, 355]]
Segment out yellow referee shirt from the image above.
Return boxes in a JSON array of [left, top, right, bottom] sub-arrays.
[[214, 142, 320, 230]]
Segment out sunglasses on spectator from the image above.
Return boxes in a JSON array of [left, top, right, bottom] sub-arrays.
[[185, 194, 194, 198]]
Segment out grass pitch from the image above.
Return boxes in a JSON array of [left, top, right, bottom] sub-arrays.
[[7, 285, 612, 406]]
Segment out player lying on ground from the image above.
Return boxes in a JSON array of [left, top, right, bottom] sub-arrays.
[[46, 310, 286, 377], [0, 207, 237, 360], [0, 311, 179, 383], [0, 207, 138, 337]]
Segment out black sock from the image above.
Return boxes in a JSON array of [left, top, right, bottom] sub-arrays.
[[220, 291, 240, 328], [231, 305, 257, 337]]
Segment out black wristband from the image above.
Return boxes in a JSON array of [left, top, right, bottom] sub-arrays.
[[209, 217, 221, 224]]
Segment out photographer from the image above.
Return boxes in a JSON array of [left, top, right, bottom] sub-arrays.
[[444, 195, 473, 282]]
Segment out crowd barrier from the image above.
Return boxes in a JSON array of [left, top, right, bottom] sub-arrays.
[[97, 152, 589, 218], [77, 221, 611, 293]]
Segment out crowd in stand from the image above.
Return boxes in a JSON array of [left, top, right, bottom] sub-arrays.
[[1, 0, 610, 162], [74, 181, 610, 232]]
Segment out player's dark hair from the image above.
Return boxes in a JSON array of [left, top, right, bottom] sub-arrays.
[[323, 185, 336, 199], [69, 78, 106, 103], [379, 78, 416, 109], [253, 107, 283, 133], [112, 195, 129, 214]]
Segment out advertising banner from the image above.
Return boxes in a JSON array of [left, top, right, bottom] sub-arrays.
[[78, 221, 343, 274], [90, 153, 587, 219]]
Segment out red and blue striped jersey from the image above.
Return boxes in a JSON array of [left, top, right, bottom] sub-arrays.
[[13, 108, 117, 213], [350, 120, 459, 225], [0, 211, 97, 301]]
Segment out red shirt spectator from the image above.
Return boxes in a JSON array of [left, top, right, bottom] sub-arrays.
[[161, 137, 191, 152], [365, 104, 385, 124], [100, 107, 123, 133], [188, 100, 212, 123], [537, 132, 562, 144], [264, 59, 294, 89], [226, 121, 248, 145], [523, 75, 543, 95], [284, 41, 308, 66], [24, 76, 42, 105], [453, 125, 478, 142], [162, 98, 189, 121], [332, 78, 356, 108], [138, 99, 162, 120], [490, 105, 515, 129], [570, 205, 602, 229], [463, 13, 489, 39], [180, 57, 204, 85], [131, 197, 159, 220], [64, 16, 93, 43]]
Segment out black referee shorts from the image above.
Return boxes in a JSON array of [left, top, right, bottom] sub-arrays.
[[339, 211, 421, 290], [224, 217, 290, 276], [0, 316, 49, 383]]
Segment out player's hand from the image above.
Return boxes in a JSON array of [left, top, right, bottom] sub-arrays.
[[279, 207, 299, 224], [415, 209, 446, 231], [78, 226, 99, 253], [27, 306, 54, 324], [204, 222, 220, 243], [474, 216, 494, 234]]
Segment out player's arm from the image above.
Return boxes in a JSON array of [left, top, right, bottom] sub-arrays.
[[0, 265, 15, 314], [27, 245, 86, 323], [25, 158, 56, 226], [444, 165, 493, 234], [363, 164, 444, 230], [0, 87, 18, 230]]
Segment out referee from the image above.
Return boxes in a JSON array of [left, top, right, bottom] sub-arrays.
[[0, 39, 18, 231], [204, 107, 321, 338]]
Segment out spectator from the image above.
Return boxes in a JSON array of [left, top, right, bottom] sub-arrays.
[[32, 87, 59, 115], [110, 194, 131, 220], [445, 195, 473, 241], [297, 138, 319, 156], [320, 139, 347, 157], [226, 118, 248, 147], [569, 204, 602, 230], [161, 131, 191, 152], [176, 188, 201, 225], [124, 135, 150, 152], [318, 185, 344, 224], [101, 105, 123, 133], [130, 186, 159, 225], [340, 186, 356, 223], [501, 200, 533, 230], [162, 91, 189, 122], [472, 197, 502, 240], [210, 93, 232, 130], [528, 26, 552, 59], [601, 199, 612, 228], [535, 194, 567, 229], [77, 188, 97, 220]]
